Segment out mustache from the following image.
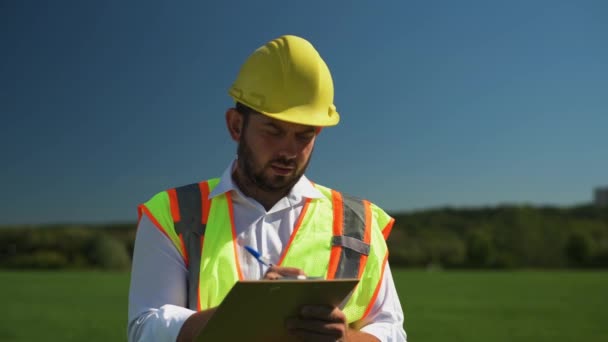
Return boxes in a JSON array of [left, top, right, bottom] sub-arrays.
[[269, 157, 296, 168]]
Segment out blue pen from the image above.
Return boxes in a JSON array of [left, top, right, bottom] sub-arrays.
[[244, 245, 272, 267], [244, 245, 323, 280]]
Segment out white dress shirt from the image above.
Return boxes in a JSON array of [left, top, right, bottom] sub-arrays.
[[128, 161, 407, 341]]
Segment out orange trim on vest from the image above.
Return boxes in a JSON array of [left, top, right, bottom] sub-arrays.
[[178, 233, 189, 267], [382, 218, 395, 240], [277, 198, 312, 266], [138, 205, 188, 263], [362, 252, 389, 319], [358, 200, 373, 278], [327, 190, 344, 279], [226, 192, 244, 281], [197, 181, 210, 312], [137, 204, 144, 223], [167, 188, 181, 222], [197, 234, 204, 312], [199, 181, 211, 224], [138, 205, 170, 239]]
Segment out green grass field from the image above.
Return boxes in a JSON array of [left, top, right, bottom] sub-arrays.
[[1, 270, 607, 341], [395, 270, 608, 341]]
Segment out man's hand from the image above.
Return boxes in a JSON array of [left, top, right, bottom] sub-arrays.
[[285, 305, 348, 341], [263, 265, 306, 280], [286, 305, 380, 342], [265, 267, 379, 341]]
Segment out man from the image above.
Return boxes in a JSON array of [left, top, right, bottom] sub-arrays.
[[128, 35, 407, 341]]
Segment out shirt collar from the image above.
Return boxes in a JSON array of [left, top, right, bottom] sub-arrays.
[[208, 159, 323, 202]]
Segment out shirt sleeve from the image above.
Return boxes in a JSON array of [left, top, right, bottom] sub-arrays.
[[127, 214, 195, 342], [359, 262, 408, 341]]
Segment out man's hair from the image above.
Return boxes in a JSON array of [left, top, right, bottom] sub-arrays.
[[235, 102, 254, 128]]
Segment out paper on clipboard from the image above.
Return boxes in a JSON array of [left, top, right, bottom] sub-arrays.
[[196, 278, 359, 342]]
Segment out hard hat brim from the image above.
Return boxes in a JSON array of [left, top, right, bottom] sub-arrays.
[[255, 107, 340, 127], [230, 95, 340, 127]]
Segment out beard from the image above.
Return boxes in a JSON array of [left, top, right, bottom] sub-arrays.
[[236, 137, 311, 194]]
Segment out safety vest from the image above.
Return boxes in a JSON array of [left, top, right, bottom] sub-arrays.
[[138, 178, 394, 324]]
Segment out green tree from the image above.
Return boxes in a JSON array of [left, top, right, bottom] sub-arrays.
[[565, 232, 593, 266], [87, 234, 131, 270], [466, 229, 495, 267]]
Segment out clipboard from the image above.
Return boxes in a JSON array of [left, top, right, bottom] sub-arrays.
[[196, 278, 359, 342]]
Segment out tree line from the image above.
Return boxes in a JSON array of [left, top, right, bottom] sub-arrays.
[[388, 204, 608, 269], [1, 204, 607, 270], [0, 223, 135, 270]]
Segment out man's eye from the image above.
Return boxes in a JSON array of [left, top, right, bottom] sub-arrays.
[[298, 134, 314, 142]]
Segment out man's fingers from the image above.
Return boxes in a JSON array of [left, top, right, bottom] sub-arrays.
[[286, 318, 345, 341], [263, 265, 306, 280], [287, 328, 342, 342], [285, 306, 347, 341], [264, 271, 281, 280], [300, 305, 346, 322], [272, 265, 306, 276]]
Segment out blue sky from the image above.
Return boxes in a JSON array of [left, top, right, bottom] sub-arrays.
[[1, 0, 606, 224]]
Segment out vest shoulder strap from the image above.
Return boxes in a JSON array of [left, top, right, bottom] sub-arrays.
[[327, 190, 373, 279], [171, 179, 217, 310]]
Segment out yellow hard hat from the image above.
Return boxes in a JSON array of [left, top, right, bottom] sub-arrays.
[[228, 35, 340, 127]]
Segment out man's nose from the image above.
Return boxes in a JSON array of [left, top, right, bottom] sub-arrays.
[[277, 137, 299, 159]]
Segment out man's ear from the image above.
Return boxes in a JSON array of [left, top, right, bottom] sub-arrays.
[[226, 108, 244, 142]]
